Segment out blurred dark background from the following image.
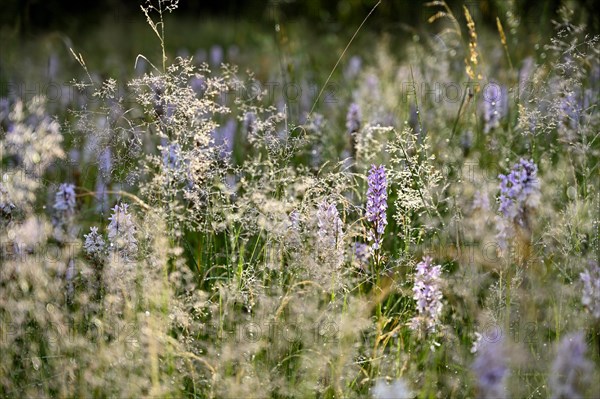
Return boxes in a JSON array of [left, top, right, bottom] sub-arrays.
[[1, 0, 598, 36]]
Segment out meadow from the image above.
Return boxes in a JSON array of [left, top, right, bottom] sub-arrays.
[[0, 1, 599, 397]]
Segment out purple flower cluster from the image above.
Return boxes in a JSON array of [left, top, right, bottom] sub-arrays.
[[410, 256, 443, 332], [498, 159, 540, 222], [550, 332, 593, 399], [580, 260, 600, 320], [346, 102, 361, 134], [496, 159, 540, 248], [366, 165, 388, 251], [472, 339, 508, 399]]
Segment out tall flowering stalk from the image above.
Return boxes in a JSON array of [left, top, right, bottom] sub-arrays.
[[366, 164, 388, 257], [496, 158, 540, 250], [410, 256, 443, 333]]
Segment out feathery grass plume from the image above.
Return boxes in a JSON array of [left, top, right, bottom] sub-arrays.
[[3, 96, 64, 174], [1, 96, 64, 214], [386, 127, 443, 245], [550, 332, 594, 399], [410, 256, 443, 333], [472, 338, 508, 399], [463, 5, 482, 85], [495, 158, 540, 250], [366, 164, 388, 254], [580, 260, 600, 320], [371, 378, 414, 399]]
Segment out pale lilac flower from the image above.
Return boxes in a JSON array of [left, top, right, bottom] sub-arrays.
[[107, 203, 137, 260], [288, 210, 301, 231], [317, 201, 344, 251], [558, 90, 581, 131], [482, 83, 507, 134], [580, 260, 600, 320], [353, 242, 370, 268], [366, 165, 388, 251], [84, 226, 106, 259], [472, 190, 491, 212], [95, 178, 109, 212], [472, 338, 508, 399], [371, 378, 414, 399], [213, 118, 236, 156], [410, 256, 443, 332], [99, 147, 112, 178], [346, 102, 361, 134], [550, 332, 593, 399], [190, 76, 206, 94], [53, 183, 76, 213], [344, 56, 362, 80], [162, 142, 182, 171], [210, 45, 224, 66]]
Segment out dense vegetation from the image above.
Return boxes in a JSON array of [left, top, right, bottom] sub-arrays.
[[1, 1, 599, 397]]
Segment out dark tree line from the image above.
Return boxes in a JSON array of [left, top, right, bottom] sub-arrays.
[[1, 0, 597, 37]]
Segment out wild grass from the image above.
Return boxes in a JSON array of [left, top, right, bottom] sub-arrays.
[[0, 1, 599, 398]]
